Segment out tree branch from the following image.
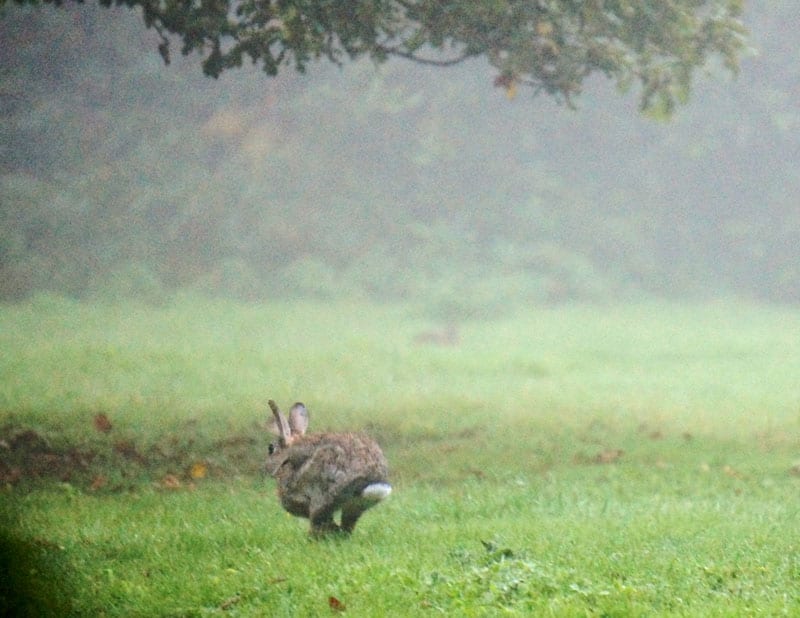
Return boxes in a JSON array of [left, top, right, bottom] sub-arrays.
[[375, 43, 473, 67]]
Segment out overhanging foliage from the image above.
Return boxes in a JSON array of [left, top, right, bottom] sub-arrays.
[[2, 0, 748, 112]]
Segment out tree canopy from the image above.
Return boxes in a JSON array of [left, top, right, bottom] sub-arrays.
[[3, 0, 747, 113], [2, 2, 798, 306]]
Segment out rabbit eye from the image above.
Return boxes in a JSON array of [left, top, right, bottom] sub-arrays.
[[268, 443, 276, 455]]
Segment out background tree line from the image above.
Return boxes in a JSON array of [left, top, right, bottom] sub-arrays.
[[0, 2, 798, 314]]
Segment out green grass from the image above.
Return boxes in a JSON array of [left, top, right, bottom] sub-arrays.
[[2, 295, 800, 615]]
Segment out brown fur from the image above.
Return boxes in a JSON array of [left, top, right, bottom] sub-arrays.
[[267, 402, 390, 536]]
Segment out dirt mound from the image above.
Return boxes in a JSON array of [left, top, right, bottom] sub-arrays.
[[0, 429, 96, 485], [0, 421, 269, 491]]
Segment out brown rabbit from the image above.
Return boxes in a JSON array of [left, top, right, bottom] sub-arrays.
[[266, 400, 391, 536], [413, 323, 460, 347]]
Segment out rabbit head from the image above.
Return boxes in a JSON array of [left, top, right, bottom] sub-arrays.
[[267, 400, 391, 537]]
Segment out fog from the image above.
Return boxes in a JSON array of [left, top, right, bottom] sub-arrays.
[[3, 9, 800, 611], [1, 2, 798, 313]]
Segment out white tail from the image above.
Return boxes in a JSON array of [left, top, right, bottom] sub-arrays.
[[361, 482, 392, 502]]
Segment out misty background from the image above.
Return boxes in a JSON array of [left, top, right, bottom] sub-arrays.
[[1, 2, 798, 316]]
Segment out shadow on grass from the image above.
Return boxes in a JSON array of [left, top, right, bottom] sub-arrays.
[[0, 530, 77, 617]]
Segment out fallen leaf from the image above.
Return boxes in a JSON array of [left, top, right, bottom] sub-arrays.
[[190, 461, 208, 479], [161, 474, 181, 489], [328, 596, 346, 612], [594, 449, 624, 464], [505, 81, 517, 100], [93, 412, 113, 433]]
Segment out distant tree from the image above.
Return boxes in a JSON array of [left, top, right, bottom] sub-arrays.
[[2, 0, 747, 113]]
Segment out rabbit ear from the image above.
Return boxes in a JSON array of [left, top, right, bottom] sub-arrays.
[[268, 400, 291, 444], [288, 402, 309, 436]]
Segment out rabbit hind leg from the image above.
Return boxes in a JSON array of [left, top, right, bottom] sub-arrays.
[[340, 502, 366, 534]]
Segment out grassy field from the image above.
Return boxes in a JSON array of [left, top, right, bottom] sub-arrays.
[[2, 295, 800, 616]]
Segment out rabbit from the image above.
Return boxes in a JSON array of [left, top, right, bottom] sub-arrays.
[[413, 322, 460, 347], [265, 400, 391, 537]]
